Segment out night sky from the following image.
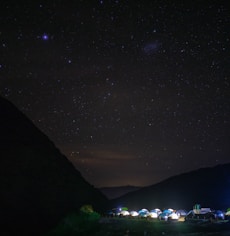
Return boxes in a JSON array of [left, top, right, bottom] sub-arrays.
[[0, 1, 229, 188]]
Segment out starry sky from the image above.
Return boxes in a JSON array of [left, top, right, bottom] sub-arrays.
[[0, 1, 229, 188]]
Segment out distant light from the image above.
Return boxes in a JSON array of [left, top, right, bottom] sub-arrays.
[[42, 34, 49, 40], [170, 212, 179, 220]]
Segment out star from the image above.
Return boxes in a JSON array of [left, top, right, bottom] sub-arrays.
[[42, 34, 49, 41]]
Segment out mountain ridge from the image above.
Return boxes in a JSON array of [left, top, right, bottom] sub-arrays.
[[0, 96, 108, 236], [100, 185, 142, 199], [111, 163, 230, 211]]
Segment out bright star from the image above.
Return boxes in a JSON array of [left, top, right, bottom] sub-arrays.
[[42, 34, 49, 40]]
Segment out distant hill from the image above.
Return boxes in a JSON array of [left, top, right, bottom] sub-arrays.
[[100, 186, 141, 199], [111, 164, 230, 211], [0, 96, 108, 236]]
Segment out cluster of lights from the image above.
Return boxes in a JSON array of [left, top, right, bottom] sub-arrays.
[[109, 207, 182, 221]]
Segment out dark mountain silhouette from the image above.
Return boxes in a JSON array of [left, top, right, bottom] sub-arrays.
[[100, 185, 141, 199], [0, 96, 108, 236], [111, 164, 230, 211]]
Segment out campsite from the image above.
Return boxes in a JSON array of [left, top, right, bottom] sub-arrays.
[[43, 204, 230, 236]]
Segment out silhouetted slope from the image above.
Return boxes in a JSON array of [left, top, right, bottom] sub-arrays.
[[0, 97, 108, 236], [100, 186, 141, 199], [112, 164, 230, 211]]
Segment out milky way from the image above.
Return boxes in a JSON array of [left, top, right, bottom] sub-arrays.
[[0, 1, 229, 187]]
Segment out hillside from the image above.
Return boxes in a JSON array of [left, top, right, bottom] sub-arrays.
[[111, 164, 230, 211], [100, 185, 141, 199], [0, 96, 108, 236]]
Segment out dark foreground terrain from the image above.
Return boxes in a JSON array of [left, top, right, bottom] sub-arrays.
[[44, 216, 230, 236], [98, 218, 230, 236]]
